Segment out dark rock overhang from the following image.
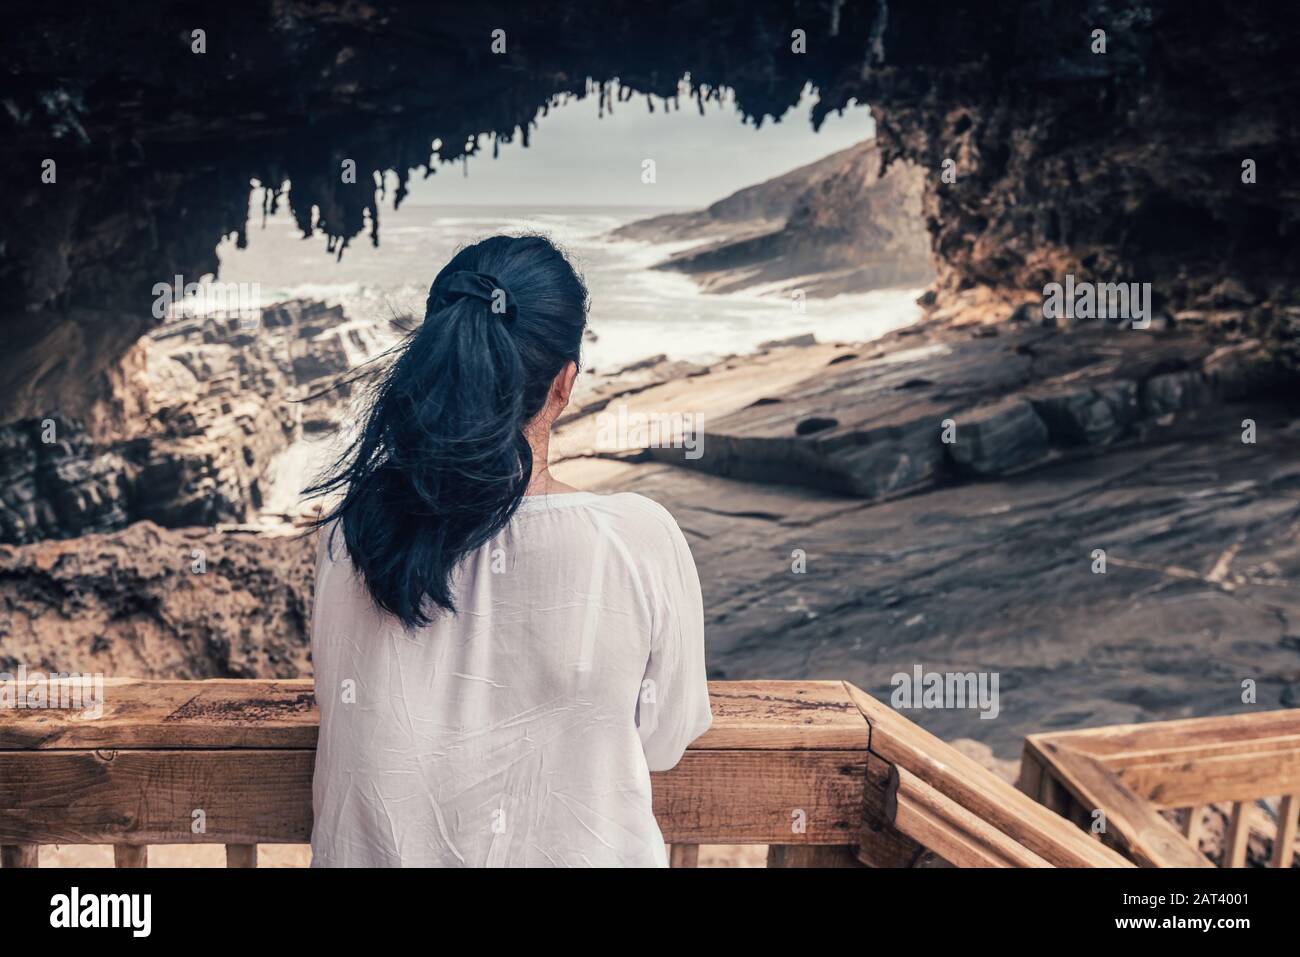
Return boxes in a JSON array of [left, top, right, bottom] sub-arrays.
[[1, 0, 1297, 427]]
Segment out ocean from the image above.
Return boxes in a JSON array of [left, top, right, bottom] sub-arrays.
[[216, 202, 924, 372]]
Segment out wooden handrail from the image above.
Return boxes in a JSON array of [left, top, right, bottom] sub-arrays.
[[845, 683, 1129, 868], [1023, 708, 1300, 868], [0, 678, 1125, 868], [1030, 741, 1210, 868], [884, 765, 1052, 868]]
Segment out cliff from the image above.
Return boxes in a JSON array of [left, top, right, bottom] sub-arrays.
[[0, 300, 379, 544], [616, 139, 934, 295], [614, 140, 881, 243]]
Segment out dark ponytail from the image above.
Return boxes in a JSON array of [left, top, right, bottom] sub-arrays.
[[306, 235, 588, 628]]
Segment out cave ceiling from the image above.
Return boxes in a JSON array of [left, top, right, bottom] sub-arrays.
[[1, 0, 1295, 425]]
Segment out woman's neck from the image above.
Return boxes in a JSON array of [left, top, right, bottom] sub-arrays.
[[524, 428, 578, 496]]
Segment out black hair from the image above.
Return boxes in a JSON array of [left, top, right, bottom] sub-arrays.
[[306, 234, 588, 628]]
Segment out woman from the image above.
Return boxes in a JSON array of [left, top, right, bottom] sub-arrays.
[[307, 235, 712, 867]]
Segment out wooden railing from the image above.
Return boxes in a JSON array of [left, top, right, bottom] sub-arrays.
[[0, 678, 1131, 868], [1021, 710, 1300, 868]]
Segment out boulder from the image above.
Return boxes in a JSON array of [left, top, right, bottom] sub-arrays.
[[1028, 381, 1138, 446], [1140, 370, 1210, 416], [945, 398, 1050, 476]]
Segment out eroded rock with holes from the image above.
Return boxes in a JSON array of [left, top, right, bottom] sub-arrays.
[[650, 324, 1229, 500]]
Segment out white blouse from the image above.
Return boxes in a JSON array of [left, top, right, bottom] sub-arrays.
[[309, 491, 712, 867]]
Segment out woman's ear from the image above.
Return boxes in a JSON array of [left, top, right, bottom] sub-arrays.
[[551, 360, 578, 412]]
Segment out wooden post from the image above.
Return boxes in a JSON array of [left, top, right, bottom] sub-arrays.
[[1, 844, 38, 868], [226, 844, 258, 868], [1270, 795, 1297, 868], [857, 750, 930, 867], [668, 843, 699, 868], [1040, 772, 1070, 817], [1016, 751, 1045, 800], [1225, 802, 1250, 868], [767, 845, 862, 867], [856, 806, 929, 867], [1182, 805, 1204, 849], [1068, 796, 1095, 834], [114, 845, 149, 868]]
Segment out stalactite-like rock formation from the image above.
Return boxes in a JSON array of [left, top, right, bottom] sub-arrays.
[[1, 0, 1296, 430]]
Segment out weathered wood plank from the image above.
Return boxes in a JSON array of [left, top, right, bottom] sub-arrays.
[[0, 679, 319, 751], [1112, 750, 1300, 808], [845, 683, 1131, 868], [1, 844, 38, 867], [0, 749, 316, 845], [700, 681, 869, 750], [0, 679, 869, 752], [1271, 794, 1297, 869], [653, 750, 867, 843], [886, 765, 1052, 868], [1036, 742, 1211, 868], [1029, 710, 1300, 767], [0, 747, 865, 847]]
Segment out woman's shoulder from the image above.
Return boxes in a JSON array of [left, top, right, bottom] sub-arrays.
[[518, 489, 675, 523], [585, 491, 692, 556], [594, 490, 674, 518], [586, 490, 679, 527]]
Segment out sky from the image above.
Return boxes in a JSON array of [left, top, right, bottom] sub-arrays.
[[399, 82, 874, 209]]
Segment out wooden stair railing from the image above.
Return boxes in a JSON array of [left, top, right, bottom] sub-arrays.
[[1021, 709, 1300, 868], [0, 677, 1128, 868]]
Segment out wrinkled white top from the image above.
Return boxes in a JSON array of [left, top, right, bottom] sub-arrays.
[[310, 491, 712, 867]]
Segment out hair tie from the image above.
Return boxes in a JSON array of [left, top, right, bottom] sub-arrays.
[[430, 271, 518, 321]]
